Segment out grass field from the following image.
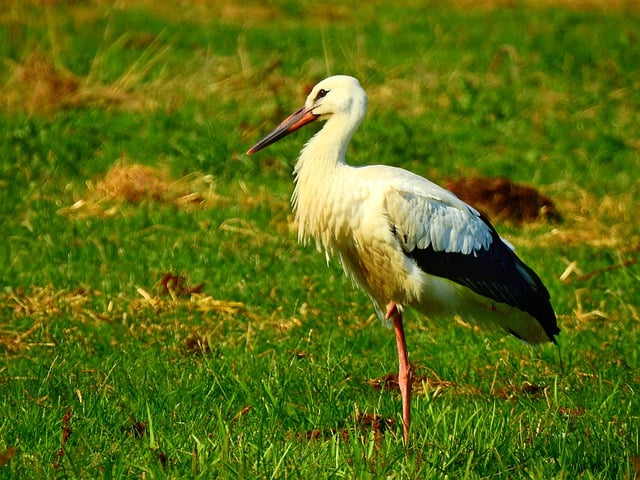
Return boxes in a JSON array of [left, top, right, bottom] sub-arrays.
[[1, 0, 639, 478]]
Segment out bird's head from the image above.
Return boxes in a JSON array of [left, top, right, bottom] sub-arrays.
[[247, 75, 367, 155], [303, 75, 366, 120]]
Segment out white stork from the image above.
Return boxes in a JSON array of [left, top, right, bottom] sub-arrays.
[[246, 75, 559, 445]]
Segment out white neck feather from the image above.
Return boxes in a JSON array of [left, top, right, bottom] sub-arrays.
[[291, 111, 362, 252]]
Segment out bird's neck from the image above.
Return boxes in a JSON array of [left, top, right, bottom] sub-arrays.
[[299, 116, 354, 166], [291, 116, 359, 250]]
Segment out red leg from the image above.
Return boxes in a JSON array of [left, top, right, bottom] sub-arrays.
[[386, 303, 412, 445]]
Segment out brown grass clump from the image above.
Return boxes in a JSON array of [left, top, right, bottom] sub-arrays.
[[2, 53, 80, 115], [95, 163, 171, 204], [60, 161, 229, 218], [2, 51, 167, 114]]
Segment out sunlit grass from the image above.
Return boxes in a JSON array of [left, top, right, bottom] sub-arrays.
[[1, 0, 639, 478]]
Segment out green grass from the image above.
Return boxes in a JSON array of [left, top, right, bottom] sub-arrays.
[[1, 0, 639, 478]]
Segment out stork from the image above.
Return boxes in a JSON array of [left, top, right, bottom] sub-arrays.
[[246, 75, 559, 445]]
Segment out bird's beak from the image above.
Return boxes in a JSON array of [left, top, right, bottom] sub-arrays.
[[246, 105, 318, 155]]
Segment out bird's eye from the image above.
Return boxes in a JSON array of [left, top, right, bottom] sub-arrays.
[[315, 89, 329, 101]]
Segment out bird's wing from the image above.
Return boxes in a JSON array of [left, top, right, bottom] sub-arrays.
[[382, 171, 494, 255], [382, 174, 558, 340]]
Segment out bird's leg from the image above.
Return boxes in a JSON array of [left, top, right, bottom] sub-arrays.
[[386, 303, 412, 446]]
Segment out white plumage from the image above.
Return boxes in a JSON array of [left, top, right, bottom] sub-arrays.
[[247, 75, 558, 445]]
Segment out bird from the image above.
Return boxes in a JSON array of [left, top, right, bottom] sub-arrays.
[[246, 75, 559, 445]]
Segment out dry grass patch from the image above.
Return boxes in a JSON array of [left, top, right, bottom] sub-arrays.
[[1, 2, 306, 116], [4, 0, 638, 118], [60, 161, 230, 219], [2, 53, 80, 115], [2, 51, 172, 114], [0, 275, 309, 355], [95, 163, 174, 204], [6, 285, 92, 320], [513, 183, 639, 250], [112, 0, 280, 26], [450, 0, 639, 12], [0, 285, 91, 354], [0, 282, 247, 356], [134, 282, 244, 318]]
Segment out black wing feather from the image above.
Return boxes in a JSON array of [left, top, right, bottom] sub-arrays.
[[406, 216, 559, 342]]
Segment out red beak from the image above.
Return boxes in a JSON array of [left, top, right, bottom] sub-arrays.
[[246, 106, 318, 155]]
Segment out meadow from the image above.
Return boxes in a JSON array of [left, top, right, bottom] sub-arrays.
[[1, 0, 639, 478]]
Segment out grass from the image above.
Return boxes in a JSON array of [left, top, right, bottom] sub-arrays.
[[1, 0, 639, 478]]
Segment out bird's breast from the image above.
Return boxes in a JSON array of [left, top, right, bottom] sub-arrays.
[[293, 168, 424, 312], [293, 165, 363, 248]]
